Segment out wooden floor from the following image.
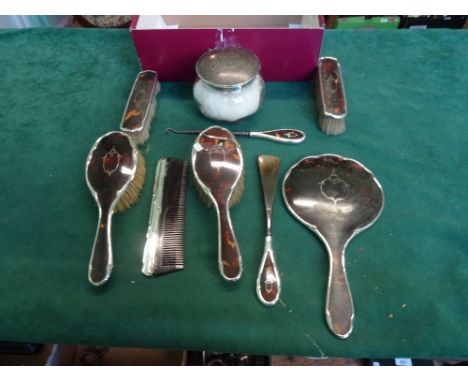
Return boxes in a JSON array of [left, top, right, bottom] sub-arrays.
[[2, 344, 468, 366], [0, 344, 363, 366], [0, 345, 184, 366], [272, 356, 362, 366]]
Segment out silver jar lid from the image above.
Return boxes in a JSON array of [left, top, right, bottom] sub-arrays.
[[195, 47, 261, 89]]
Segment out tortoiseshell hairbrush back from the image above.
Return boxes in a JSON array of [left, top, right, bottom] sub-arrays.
[[85, 131, 146, 286]]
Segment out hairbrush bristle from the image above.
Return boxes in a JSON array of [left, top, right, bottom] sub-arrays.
[[115, 150, 146, 213], [230, 173, 244, 207], [195, 171, 244, 208], [195, 179, 212, 207]]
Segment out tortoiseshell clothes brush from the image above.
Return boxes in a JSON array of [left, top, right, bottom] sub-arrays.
[[85, 131, 146, 286], [315, 57, 347, 135], [120, 70, 160, 145]]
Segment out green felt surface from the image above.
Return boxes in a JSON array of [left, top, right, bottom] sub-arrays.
[[0, 28, 467, 358]]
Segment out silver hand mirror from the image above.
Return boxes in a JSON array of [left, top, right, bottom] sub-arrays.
[[282, 154, 384, 339]]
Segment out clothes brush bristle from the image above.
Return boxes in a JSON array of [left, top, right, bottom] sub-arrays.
[[128, 97, 157, 145], [320, 115, 346, 135]]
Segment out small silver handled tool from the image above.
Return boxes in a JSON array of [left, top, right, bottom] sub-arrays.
[[165, 127, 305, 144], [256, 155, 281, 306]]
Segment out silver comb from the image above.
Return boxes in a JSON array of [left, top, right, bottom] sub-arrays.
[[142, 158, 188, 276], [315, 57, 347, 135]]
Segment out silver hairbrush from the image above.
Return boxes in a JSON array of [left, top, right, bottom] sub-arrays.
[[142, 158, 188, 276]]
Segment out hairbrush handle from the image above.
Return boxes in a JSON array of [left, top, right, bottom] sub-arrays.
[[217, 203, 242, 281], [88, 206, 113, 286], [326, 246, 354, 339]]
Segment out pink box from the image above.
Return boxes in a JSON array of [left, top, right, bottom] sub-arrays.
[[130, 16, 325, 82]]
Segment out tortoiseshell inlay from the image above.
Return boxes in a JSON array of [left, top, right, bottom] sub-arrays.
[[319, 169, 350, 205], [281, 131, 299, 138], [268, 129, 300, 139], [259, 255, 278, 302], [102, 147, 121, 176]]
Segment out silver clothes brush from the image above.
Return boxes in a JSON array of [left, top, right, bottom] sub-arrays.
[[256, 155, 281, 306], [315, 57, 347, 135], [121, 70, 161, 145], [142, 158, 188, 276], [165, 127, 305, 144]]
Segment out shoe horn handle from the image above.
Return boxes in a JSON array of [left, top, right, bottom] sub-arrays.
[[256, 236, 280, 305], [217, 203, 242, 281], [88, 206, 113, 286]]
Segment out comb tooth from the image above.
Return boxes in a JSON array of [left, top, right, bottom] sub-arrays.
[[162, 261, 184, 266], [163, 243, 184, 248], [162, 256, 184, 260], [163, 247, 184, 253], [161, 248, 183, 252], [162, 242, 184, 249]]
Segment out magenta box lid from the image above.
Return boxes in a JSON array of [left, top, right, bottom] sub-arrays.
[[130, 16, 324, 82]]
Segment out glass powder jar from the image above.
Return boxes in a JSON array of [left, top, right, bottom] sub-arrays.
[[194, 47, 265, 123]]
